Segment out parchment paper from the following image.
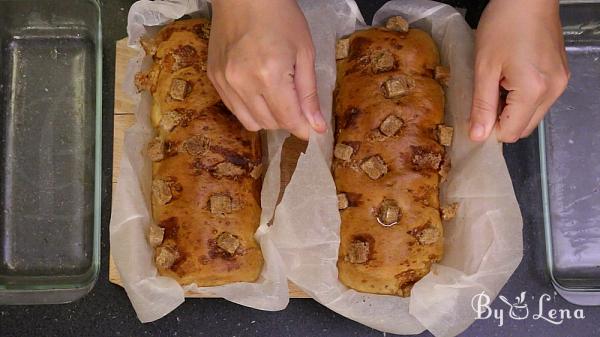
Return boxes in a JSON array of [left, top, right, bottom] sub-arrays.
[[110, 0, 289, 323], [270, 1, 524, 336]]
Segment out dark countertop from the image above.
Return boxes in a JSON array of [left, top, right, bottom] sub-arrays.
[[2, 1, 599, 336]]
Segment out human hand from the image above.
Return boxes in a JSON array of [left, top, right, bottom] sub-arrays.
[[208, 0, 326, 140], [470, 0, 569, 143]]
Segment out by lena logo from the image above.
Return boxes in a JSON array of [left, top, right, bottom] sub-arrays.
[[471, 291, 585, 327]]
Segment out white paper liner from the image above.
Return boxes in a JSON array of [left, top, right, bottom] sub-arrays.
[[110, 0, 289, 323], [270, 1, 524, 336]]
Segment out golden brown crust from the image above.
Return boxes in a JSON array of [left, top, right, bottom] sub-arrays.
[[139, 18, 263, 286], [334, 26, 446, 296]]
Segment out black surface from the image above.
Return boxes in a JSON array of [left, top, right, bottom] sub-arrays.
[[2, 1, 600, 336]]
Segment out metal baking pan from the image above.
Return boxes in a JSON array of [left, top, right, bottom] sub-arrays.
[[0, 0, 101, 304], [539, 0, 600, 305]]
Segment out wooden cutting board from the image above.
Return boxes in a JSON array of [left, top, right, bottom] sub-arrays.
[[110, 38, 309, 298]]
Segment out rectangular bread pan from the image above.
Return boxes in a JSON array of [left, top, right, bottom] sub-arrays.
[[0, 0, 102, 304], [539, 0, 600, 305]]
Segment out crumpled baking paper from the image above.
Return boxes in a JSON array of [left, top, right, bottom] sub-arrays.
[[110, 0, 289, 323], [270, 1, 524, 336]]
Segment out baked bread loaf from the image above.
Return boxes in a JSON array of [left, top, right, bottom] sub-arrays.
[[135, 19, 264, 286], [334, 16, 453, 296]]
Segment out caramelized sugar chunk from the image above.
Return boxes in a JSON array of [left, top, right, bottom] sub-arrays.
[[437, 125, 454, 146], [210, 194, 233, 215], [360, 155, 388, 180], [155, 246, 179, 269], [442, 203, 459, 220], [169, 78, 191, 101], [377, 199, 401, 226], [371, 50, 395, 73], [250, 164, 263, 180], [216, 232, 240, 255], [367, 129, 387, 142], [383, 76, 415, 99], [336, 38, 350, 60], [379, 115, 404, 137], [172, 45, 198, 71], [412, 149, 442, 171], [147, 137, 165, 162], [148, 225, 165, 247], [134, 72, 150, 92], [212, 162, 246, 178], [160, 110, 183, 132], [434, 66, 451, 86], [140, 37, 157, 57], [439, 154, 451, 182], [334, 143, 354, 161], [346, 240, 370, 264], [152, 178, 173, 205], [410, 224, 440, 245], [385, 16, 409, 33], [338, 193, 349, 210], [182, 135, 210, 157]]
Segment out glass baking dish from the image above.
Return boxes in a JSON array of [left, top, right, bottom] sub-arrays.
[[0, 0, 101, 304], [539, 0, 600, 305]]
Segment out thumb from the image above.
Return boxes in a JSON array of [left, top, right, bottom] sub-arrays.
[[294, 50, 327, 133], [470, 65, 501, 142]]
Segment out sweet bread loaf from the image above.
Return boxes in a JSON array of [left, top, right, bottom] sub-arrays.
[[334, 17, 452, 296], [135, 19, 263, 286]]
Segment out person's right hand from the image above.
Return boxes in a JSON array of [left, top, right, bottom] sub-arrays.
[[208, 0, 327, 140]]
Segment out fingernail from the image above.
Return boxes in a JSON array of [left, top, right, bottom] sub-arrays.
[[470, 122, 486, 140], [304, 111, 316, 127], [312, 111, 327, 132]]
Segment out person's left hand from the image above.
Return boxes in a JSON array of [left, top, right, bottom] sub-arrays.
[[469, 0, 570, 143]]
